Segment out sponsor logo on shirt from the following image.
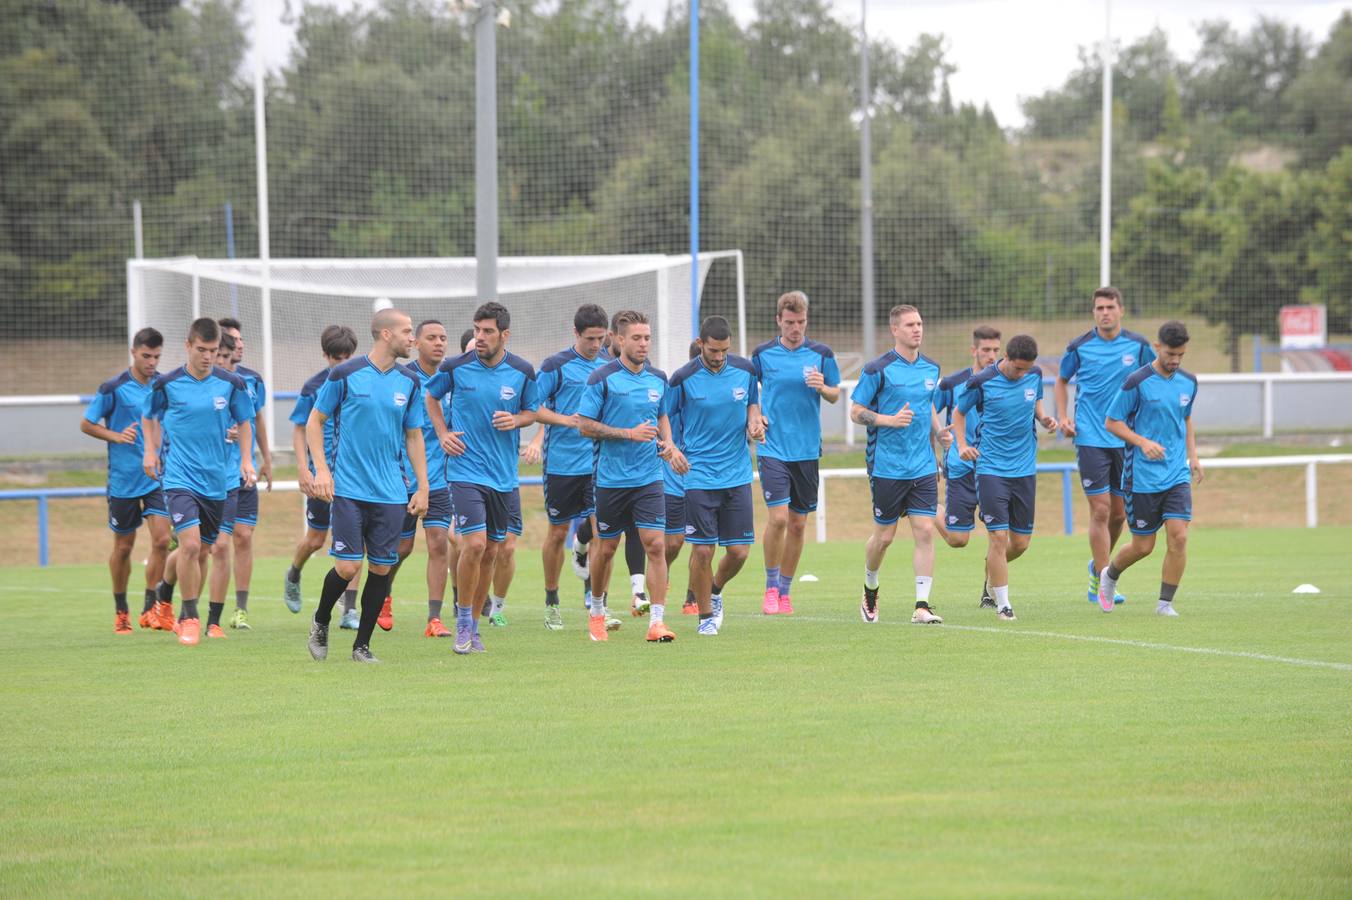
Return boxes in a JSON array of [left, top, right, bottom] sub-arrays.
[[732, 387, 747, 401], [500, 385, 516, 401], [1023, 388, 1035, 402], [213, 396, 227, 410], [393, 392, 407, 407]]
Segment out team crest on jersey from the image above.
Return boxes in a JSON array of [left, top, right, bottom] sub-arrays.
[[925, 378, 936, 391], [393, 392, 407, 407], [1023, 388, 1035, 402], [500, 385, 516, 401], [647, 388, 660, 403], [1179, 394, 1191, 407], [213, 396, 227, 410], [1122, 354, 1135, 366], [732, 387, 747, 401]]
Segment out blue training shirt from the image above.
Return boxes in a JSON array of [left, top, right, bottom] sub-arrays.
[[935, 368, 980, 480], [85, 370, 161, 499], [314, 356, 423, 505], [290, 367, 338, 474], [1059, 328, 1155, 448], [663, 407, 684, 496], [850, 350, 941, 481], [410, 360, 451, 491], [664, 355, 758, 491], [537, 347, 607, 477], [1108, 365, 1198, 494], [236, 365, 266, 464], [957, 362, 1043, 478], [751, 337, 840, 462], [578, 359, 668, 489], [144, 366, 254, 500], [427, 350, 540, 493]]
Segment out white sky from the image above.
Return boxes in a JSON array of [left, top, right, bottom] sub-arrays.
[[248, 0, 1351, 127]]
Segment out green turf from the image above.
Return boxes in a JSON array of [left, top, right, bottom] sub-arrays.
[[2, 528, 1350, 897]]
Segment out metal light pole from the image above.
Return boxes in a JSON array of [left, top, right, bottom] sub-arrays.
[[860, 0, 876, 360], [476, 1, 499, 306], [1099, 0, 1113, 287]]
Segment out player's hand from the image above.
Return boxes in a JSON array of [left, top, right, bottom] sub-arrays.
[[1139, 438, 1166, 461], [1040, 414, 1057, 432], [629, 420, 659, 443], [142, 450, 161, 480], [492, 410, 520, 431], [758, 413, 770, 434], [805, 369, 826, 391], [240, 461, 258, 489], [116, 422, 139, 445], [408, 488, 429, 518], [440, 430, 466, 456], [890, 402, 914, 428], [1191, 458, 1205, 485], [225, 424, 239, 443], [520, 442, 542, 465], [746, 415, 766, 443], [1058, 417, 1076, 437], [935, 423, 955, 449], [958, 444, 980, 462], [260, 457, 274, 492], [297, 467, 315, 498], [666, 447, 690, 475], [312, 468, 334, 503]]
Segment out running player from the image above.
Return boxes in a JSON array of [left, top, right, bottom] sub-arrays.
[[934, 325, 1002, 606], [953, 334, 1058, 621], [141, 318, 256, 646], [526, 303, 609, 631], [305, 308, 428, 663], [1098, 321, 1202, 616], [284, 325, 360, 628], [578, 310, 683, 643], [81, 327, 172, 633], [1054, 287, 1155, 606], [426, 301, 539, 654], [751, 291, 840, 616], [850, 304, 946, 625], [664, 316, 762, 636]]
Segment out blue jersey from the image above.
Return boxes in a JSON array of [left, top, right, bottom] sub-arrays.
[[1059, 329, 1155, 448], [664, 356, 758, 491], [935, 368, 980, 480], [290, 367, 338, 474], [235, 365, 266, 465], [315, 356, 423, 505], [144, 366, 254, 500], [850, 350, 941, 481], [751, 337, 840, 462], [427, 351, 540, 493], [407, 361, 450, 490], [537, 347, 607, 476], [957, 362, 1044, 478], [578, 360, 668, 488], [85, 370, 160, 499], [663, 407, 684, 496], [1108, 365, 1198, 493]]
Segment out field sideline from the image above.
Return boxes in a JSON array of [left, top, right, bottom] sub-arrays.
[[3, 527, 1350, 896]]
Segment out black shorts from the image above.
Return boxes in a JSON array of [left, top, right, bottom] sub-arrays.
[[685, 484, 755, 546], [232, 484, 259, 530], [870, 474, 938, 525], [401, 487, 453, 537], [305, 496, 332, 531], [452, 482, 516, 543], [507, 487, 523, 537], [977, 473, 1037, 535], [165, 488, 224, 546], [664, 493, 686, 536], [758, 457, 819, 514], [331, 496, 404, 566], [107, 488, 167, 534], [1077, 445, 1126, 498], [942, 470, 979, 532], [219, 486, 240, 536], [544, 473, 595, 525], [1127, 483, 1192, 535], [595, 482, 665, 539]]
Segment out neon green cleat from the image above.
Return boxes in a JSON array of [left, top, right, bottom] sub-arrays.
[[229, 608, 250, 630], [489, 611, 508, 627]]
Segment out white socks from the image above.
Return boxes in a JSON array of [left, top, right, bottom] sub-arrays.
[[864, 568, 880, 590], [651, 603, 665, 623], [993, 585, 1010, 611], [631, 573, 646, 595], [490, 594, 505, 614], [915, 576, 932, 603]]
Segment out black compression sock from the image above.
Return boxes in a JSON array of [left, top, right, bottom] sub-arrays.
[[159, 580, 176, 603], [207, 602, 224, 627], [181, 598, 199, 620], [286, 565, 301, 584], [355, 571, 392, 648], [545, 588, 559, 607], [113, 592, 128, 614], [315, 568, 349, 625], [235, 590, 249, 611], [143, 589, 157, 613]]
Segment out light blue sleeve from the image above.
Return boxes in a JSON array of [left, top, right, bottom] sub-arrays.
[[229, 383, 254, 425], [1140, 342, 1157, 365], [144, 383, 167, 421], [661, 381, 682, 417], [823, 355, 840, 388], [1183, 382, 1197, 420], [956, 384, 979, 415], [850, 370, 880, 409], [289, 392, 314, 426], [520, 375, 540, 413], [537, 368, 558, 409], [84, 391, 112, 425], [314, 377, 342, 418], [252, 377, 267, 412], [402, 379, 423, 431], [1105, 384, 1137, 422], [1036, 375, 1045, 401], [426, 369, 451, 401], [578, 379, 604, 420], [746, 369, 759, 405], [1058, 347, 1079, 380]]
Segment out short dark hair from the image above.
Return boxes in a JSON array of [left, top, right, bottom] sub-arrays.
[[1092, 286, 1122, 307], [132, 327, 163, 349], [613, 310, 648, 335], [688, 340, 701, 359], [972, 325, 1001, 343], [699, 315, 731, 342], [321, 324, 358, 359], [1006, 334, 1039, 362], [474, 301, 510, 331], [459, 328, 475, 353], [188, 317, 219, 343], [574, 304, 608, 333], [218, 332, 237, 352], [217, 317, 242, 332], [1158, 320, 1190, 348], [415, 319, 443, 337]]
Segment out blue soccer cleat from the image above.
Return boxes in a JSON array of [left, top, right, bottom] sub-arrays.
[[1087, 558, 1126, 605]]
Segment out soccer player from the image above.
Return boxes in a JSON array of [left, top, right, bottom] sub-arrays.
[[953, 335, 1058, 621], [665, 315, 762, 636], [934, 326, 1002, 606], [81, 327, 173, 633], [141, 318, 256, 646], [305, 308, 428, 664], [849, 304, 946, 625], [751, 291, 840, 616], [284, 325, 360, 626], [426, 301, 539, 654], [1054, 286, 1156, 606], [526, 303, 610, 632], [217, 317, 273, 629], [1098, 321, 1202, 617], [578, 310, 684, 642]]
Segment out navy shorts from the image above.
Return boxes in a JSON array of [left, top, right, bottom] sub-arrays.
[[107, 488, 168, 534], [1127, 483, 1192, 535], [401, 487, 453, 537], [685, 484, 755, 546], [978, 474, 1037, 534], [870, 474, 938, 525], [219, 487, 240, 536], [165, 488, 224, 546], [664, 493, 686, 536], [305, 496, 332, 531], [235, 485, 259, 528], [942, 470, 979, 532], [452, 482, 516, 543], [595, 482, 665, 539], [544, 473, 594, 525], [758, 457, 819, 514], [331, 496, 404, 566], [1077, 445, 1126, 498]]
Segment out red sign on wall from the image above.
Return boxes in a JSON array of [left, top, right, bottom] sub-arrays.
[[1279, 305, 1327, 349]]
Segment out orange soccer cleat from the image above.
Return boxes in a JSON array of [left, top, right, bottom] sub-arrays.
[[645, 620, 676, 643], [138, 609, 154, 630], [153, 601, 175, 631], [588, 613, 609, 642], [178, 618, 200, 645], [206, 624, 227, 639], [115, 611, 133, 634], [378, 597, 394, 632], [424, 617, 452, 638]]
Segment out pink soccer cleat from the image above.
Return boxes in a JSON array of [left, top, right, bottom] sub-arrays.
[[761, 586, 780, 615]]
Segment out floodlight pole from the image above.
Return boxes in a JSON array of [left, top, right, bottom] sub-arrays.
[[253, 0, 275, 443], [859, 0, 875, 360], [690, 0, 700, 336], [1099, 0, 1113, 286], [476, 1, 499, 307]]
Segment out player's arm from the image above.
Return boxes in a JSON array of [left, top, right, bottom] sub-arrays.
[[1104, 417, 1164, 460], [140, 414, 161, 478], [578, 415, 654, 443], [1053, 376, 1075, 436], [405, 427, 430, 515], [292, 423, 313, 495], [254, 411, 273, 490], [236, 419, 257, 486], [850, 402, 910, 429], [80, 418, 137, 444], [1033, 398, 1057, 431], [952, 407, 979, 461], [533, 406, 578, 429], [1186, 414, 1203, 484], [746, 402, 765, 443], [425, 390, 466, 456], [656, 413, 689, 475], [805, 371, 840, 403], [305, 409, 333, 502]]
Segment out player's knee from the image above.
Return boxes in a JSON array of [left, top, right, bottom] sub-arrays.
[[334, 559, 361, 580], [787, 515, 807, 537], [725, 544, 751, 564], [233, 531, 253, 553], [1166, 531, 1188, 554], [178, 537, 202, 559], [947, 532, 969, 548], [1010, 534, 1031, 554], [366, 562, 391, 577], [149, 531, 171, 554]]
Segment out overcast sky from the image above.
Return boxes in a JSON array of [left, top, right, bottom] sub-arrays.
[[248, 0, 1350, 127]]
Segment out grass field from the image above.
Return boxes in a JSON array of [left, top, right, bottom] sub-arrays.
[[2, 527, 1350, 896]]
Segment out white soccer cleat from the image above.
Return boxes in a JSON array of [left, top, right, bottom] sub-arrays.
[[911, 605, 943, 625], [1156, 602, 1179, 617]]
